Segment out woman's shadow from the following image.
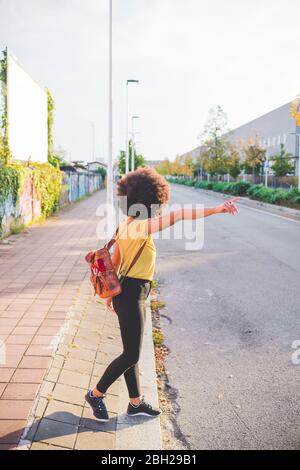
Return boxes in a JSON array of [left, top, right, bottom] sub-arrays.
[[1, 411, 155, 450]]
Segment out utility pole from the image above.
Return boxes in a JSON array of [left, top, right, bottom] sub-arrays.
[[125, 80, 139, 174], [107, 0, 114, 234], [131, 116, 139, 172], [90, 122, 95, 162]]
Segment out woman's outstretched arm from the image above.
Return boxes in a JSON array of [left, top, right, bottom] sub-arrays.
[[147, 197, 240, 234]]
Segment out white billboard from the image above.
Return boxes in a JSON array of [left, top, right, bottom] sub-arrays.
[[7, 53, 48, 163]]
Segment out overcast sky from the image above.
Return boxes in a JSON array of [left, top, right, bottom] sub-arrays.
[[1, 0, 300, 163]]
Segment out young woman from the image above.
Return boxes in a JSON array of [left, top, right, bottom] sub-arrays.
[[85, 168, 239, 421]]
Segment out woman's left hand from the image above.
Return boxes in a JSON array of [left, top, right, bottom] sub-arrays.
[[216, 197, 240, 215]]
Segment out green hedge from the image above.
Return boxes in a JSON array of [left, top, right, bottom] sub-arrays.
[[168, 177, 300, 209], [246, 184, 300, 207]]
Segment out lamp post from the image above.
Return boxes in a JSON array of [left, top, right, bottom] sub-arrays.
[[107, 0, 114, 234], [131, 116, 139, 172], [290, 131, 300, 191], [90, 121, 95, 162], [126, 80, 139, 174]]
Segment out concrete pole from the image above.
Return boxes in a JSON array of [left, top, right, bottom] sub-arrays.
[[125, 84, 129, 174], [297, 133, 300, 191], [125, 80, 139, 174], [131, 117, 135, 172], [107, 0, 114, 234], [264, 158, 269, 187]]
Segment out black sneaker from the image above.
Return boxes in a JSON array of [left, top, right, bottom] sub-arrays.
[[85, 390, 109, 422], [127, 397, 161, 418]]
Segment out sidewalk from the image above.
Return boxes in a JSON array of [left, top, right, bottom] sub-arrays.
[[0, 190, 161, 450]]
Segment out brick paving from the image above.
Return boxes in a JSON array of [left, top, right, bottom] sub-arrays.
[[20, 278, 122, 450], [0, 190, 121, 449], [0, 189, 162, 451]]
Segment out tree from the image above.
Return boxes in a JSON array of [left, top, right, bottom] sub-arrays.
[[270, 144, 294, 177], [242, 140, 266, 177], [179, 154, 195, 176], [227, 145, 242, 179], [201, 106, 230, 176], [117, 140, 145, 175], [95, 166, 107, 179], [156, 158, 172, 176]]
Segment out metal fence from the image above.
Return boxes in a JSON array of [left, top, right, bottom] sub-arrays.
[[59, 171, 103, 206], [192, 174, 298, 190]]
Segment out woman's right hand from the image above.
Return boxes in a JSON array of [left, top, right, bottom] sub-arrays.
[[216, 197, 240, 215], [105, 297, 115, 313]]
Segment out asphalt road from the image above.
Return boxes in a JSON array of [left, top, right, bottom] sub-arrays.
[[154, 184, 300, 450]]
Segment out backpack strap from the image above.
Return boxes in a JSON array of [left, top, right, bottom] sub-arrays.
[[104, 227, 119, 251], [105, 219, 148, 281], [120, 238, 148, 281]]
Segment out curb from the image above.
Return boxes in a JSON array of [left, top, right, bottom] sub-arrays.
[[115, 304, 162, 450]]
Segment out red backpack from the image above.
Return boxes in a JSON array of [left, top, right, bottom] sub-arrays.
[[85, 227, 147, 299]]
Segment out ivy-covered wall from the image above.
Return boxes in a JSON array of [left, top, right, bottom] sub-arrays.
[[0, 162, 102, 238], [0, 161, 61, 237], [0, 48, 103, 238]]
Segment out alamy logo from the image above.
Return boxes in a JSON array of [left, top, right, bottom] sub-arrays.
[[0, 340, 6, 365], [291, 340, 300, 365]]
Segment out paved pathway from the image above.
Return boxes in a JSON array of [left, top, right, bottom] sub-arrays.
[[0, 191, 107, 448], [0, 190, 161, 450]]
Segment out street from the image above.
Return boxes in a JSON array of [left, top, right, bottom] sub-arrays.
[[155, 184, 300, 450]]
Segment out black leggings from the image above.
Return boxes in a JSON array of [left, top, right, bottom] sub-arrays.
[[97, 277, 151, 398]]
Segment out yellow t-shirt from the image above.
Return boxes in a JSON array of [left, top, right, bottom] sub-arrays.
[[117, 218, 156, 281]]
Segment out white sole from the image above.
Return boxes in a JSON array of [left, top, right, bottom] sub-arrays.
[[86, 404, 109, 422], [127, 412, 160, 418]]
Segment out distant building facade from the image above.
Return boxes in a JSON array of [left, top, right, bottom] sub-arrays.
[[226, 102, 298, 164], [180, 102, 300, 173], [145, 160, 165, 168]]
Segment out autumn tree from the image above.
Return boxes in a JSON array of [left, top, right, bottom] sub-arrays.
[[155, 159, 172, 176], [227, 145, 242, 179], [242, 140, 266, 177]]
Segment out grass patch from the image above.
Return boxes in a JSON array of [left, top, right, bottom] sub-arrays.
[[151, 299, 166, 311], [153, 328, 164, 346]]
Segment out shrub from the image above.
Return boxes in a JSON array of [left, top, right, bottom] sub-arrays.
[[182, 179, 195, 187], [208, 180, 251, 196], [292, 194, 300, 205], [168, 175, 300, 209], [268, 189, 290, 205], [194, 181, 214, 190], [211, 182, 225, 192], [229, 181, 252, 196], [246, 184, 271, 202]]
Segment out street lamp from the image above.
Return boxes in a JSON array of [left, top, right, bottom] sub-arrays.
[[131, 116, 140, 172], [107, 0, 114, 234], [90, 121, 95, 162], [289, 132, 300, 191], [126, 79, 139, 174]]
